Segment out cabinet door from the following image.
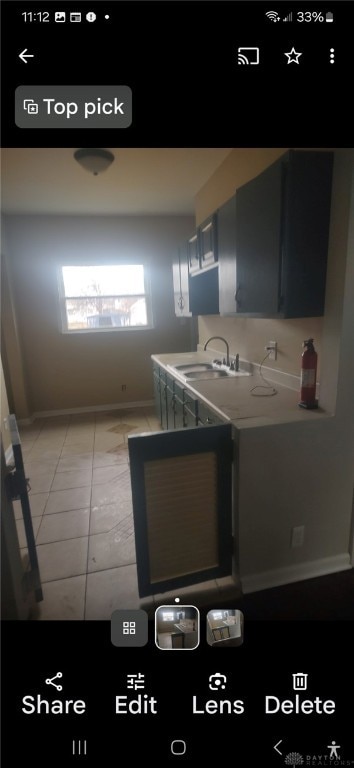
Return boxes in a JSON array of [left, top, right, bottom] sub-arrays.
[[159, 370, 168, 430], [187, 233, 200, 274], [173, 381, 185, 429], [218, 195, 237, 315], [236, 158, 282, 314], [152, 366, 162, 425], [183, 390, 198, 428], [281, 150, 333, 317], [189, 267, 219, 316], [199, 214, 217, 269], [166, 384, 174, 430], [197, 401, 224, 427], [128, 424, 233, 597], [173, 243, 192, 317]]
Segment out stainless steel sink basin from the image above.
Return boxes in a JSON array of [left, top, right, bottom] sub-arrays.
[[172, 363, 214, 372], [168, 360, 252, 381], [185, 370, 229, 380]]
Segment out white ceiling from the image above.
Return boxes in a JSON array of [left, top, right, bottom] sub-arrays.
[[1, 148, 232, 216]]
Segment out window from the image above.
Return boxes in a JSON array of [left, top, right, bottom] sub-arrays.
[[161, 611, 175, 622], [59, 264, 152, 332]]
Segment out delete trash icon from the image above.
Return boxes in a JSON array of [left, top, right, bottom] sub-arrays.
[[292, 673, 308, 691]]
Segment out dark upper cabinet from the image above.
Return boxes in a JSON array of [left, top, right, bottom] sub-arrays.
[[189, 267, 219, 315], [187, 214, 218, 275], [174, 214, 219, 317], [199, 214, 218, 270], [218, 194, 238, 316], [187, 233, 200, 274], [172, 242, 192, 317], [281, 151, 333, 317], [218, 150, 333, 318]]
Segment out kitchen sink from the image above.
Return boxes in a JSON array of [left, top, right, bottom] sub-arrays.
[[172, 363, 214, 372], [168, 360, 251, 381], [185, 370, 229, 380]]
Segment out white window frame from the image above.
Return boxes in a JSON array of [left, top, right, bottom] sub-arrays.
[[58, 263, 154, 333]]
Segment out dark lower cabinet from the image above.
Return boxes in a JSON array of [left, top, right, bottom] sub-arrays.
[[152, 364, 162, 424], [218, 150, 333, 317], [197, 401, 224, 427], [153, 364, 224, 431], [128, 424, 233, 597], [173, 381, 185, 429], [183, 391, 199, 428]]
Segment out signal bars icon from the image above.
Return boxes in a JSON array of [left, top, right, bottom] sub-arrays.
[[283, 12, 293, 22]]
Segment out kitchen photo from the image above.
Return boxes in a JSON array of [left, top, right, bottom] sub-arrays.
[[155, 605, 199, 649], [1, 147, 354, 621], [206, 609, 244, 648]]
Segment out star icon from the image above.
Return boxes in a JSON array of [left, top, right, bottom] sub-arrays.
[[284, 47, 302, 64]]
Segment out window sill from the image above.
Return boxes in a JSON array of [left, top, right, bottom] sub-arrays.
[[61, 325, 154, 334]]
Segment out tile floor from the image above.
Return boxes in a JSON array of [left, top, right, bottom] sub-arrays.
[[14, 407, 239, 620]]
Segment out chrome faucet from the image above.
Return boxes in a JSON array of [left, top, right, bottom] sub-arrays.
[[203, 336, 230, 366]]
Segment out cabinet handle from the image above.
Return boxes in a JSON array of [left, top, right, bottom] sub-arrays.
[[178, 295, 184, 310]]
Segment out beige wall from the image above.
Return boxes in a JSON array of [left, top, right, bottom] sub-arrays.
[[195, 147, 287, 225], [1, 243, 32, 420], [236, 150, 354, 582], [195, 148, 332, 379], [198, 316, 323, 378], [3, 215, 194, 415]]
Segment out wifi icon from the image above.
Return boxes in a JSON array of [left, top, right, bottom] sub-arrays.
[[265, 11, 280, 22]]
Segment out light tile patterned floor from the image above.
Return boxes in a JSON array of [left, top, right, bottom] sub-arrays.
[[17, 406, 238, 620], [17, 407, 160, 620]]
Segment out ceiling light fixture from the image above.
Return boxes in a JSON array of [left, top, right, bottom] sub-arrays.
[[74, 148, 115, 176]]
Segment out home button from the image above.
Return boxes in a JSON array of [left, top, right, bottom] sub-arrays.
[[171, 740, 187, 755]]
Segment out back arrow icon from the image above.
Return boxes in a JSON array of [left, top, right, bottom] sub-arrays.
[[274, 740, 283, 755], [19, 49, 34, 64]]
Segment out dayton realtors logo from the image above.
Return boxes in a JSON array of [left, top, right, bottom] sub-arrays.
[[282, 744, 354, 766]]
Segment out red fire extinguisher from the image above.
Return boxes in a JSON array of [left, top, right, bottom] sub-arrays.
[[299, 338, 318, 409]]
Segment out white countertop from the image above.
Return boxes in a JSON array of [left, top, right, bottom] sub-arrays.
[[152, 352, 331, 430]]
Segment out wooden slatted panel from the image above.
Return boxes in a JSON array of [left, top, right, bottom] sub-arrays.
[[144, 452, 218, 583]]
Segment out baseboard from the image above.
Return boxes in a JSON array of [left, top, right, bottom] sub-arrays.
[[241, 553, 352, 594], [16, 400, 154, 424]]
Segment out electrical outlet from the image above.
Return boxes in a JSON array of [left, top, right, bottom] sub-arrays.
[[291, 525, 305, 548], [265, 341, 277, 360]]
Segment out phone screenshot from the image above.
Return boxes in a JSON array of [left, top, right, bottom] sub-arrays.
[[1, 1, 353, 764]]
